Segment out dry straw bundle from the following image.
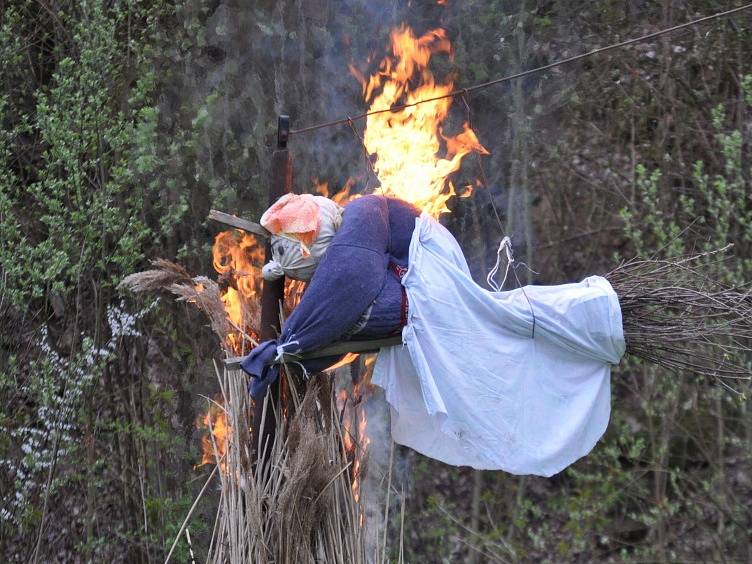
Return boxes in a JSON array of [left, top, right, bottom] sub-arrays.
[[155, 363, 375, 564], [122, 260, 390, 563], [120, 258, 234, 342], [605, 248, 752, 389], [203, 367, 369, 563]]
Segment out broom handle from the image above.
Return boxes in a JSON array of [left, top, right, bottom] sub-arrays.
[[223, 336, 403, 370]]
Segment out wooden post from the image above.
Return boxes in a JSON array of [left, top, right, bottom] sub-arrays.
[[253, 115, 293, 464]]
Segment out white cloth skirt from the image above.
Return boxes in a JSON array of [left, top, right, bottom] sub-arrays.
[[373, 214, 625, 477]]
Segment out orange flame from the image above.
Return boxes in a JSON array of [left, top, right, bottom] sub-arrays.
[[202, 228, 306, 469], [314, 177, 360, 206], [212, 230, 265, 355], [350, 25, 488, 217], [197, 397, 230, 473]]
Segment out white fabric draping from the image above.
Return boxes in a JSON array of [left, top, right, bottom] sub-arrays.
[[373, 215, 625, 477]]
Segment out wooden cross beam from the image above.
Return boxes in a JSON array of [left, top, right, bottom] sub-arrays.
[[207, 209, 270, 239]]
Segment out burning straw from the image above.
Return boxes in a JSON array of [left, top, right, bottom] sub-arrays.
[[605, 247, 752, 388], [121, 259, 389, 562], [204, 365, 369, 563]]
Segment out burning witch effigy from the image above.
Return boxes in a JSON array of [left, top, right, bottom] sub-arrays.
[[233, 24, 751, 477], [121, 21, 751, 564]]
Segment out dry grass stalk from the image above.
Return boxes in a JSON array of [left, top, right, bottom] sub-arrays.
[[121, 257, 304, 357], [606, 250, 752, 387], [120, 259, 233, 343], [120, 258, 194, 291]]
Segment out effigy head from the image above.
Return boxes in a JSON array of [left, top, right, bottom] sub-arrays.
[[260, 193, 343, 281]]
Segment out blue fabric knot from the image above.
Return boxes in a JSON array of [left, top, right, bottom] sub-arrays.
[[240, 340, 279, 398]]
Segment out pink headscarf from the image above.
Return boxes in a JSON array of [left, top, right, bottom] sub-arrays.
[[259, 193, 343, 280], [260, 193, 321, 251]]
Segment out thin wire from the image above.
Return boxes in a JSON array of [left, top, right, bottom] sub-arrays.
[[289, 3, 752, 137], [459, 89, 505, 234]]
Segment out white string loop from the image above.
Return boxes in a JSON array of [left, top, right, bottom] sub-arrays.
[[487, 236, 515, 292], [486, 236, 540, 339], [274, 339, 301, 363]]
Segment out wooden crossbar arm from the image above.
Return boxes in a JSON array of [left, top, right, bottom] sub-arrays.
[[208, 209, 270, 239], [223, 336, 403, 370]]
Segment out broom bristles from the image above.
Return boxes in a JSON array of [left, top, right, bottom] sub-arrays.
[[605, 249, 752, 388]]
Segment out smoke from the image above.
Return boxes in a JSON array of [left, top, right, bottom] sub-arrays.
[[331, 355, 412, 560], [162, 0, 609, 275], [358, 385, 392, 557]]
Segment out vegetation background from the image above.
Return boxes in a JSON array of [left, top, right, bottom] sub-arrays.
[[1, 0, 750, 561]]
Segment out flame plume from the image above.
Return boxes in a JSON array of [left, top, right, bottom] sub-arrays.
[[212, 230, 265, 355], [351, 24, 488, 217], [337, 381, 371, 507], [201, 230, 305, 472]]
